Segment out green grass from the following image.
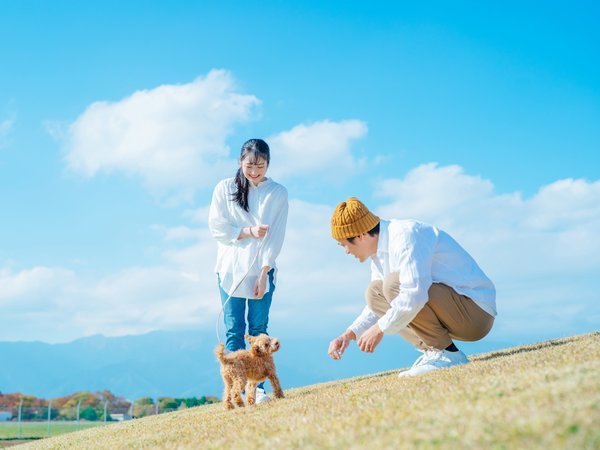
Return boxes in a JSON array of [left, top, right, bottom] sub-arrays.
[[15, 332, 600, 449], [0, 421, 108, 439]]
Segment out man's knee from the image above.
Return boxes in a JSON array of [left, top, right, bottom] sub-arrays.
[[365, 280, 383, 309], [366, 280, 393, 317], [382, 272, 400, 301], [424, 283, 495, 342], [452, 315, 495, 342]]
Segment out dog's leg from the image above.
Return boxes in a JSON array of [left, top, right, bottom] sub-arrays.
[[245, 381, 258, 405], [232, 378, 245, 407], [223, 374, 234, 410], [269, 374, 285, 399]]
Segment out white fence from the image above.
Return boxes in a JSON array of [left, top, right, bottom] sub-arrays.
[[0, 400, 133, 439]]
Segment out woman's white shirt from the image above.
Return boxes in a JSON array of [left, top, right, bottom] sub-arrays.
[[208, 177, 288, 299]]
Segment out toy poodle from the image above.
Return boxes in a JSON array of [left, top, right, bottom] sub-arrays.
[[215, 334, 284, 409]]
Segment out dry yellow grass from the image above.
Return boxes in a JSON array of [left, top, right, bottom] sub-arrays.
[[18, 332, 600, 449]]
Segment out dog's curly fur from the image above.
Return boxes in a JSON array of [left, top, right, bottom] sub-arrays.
[[215, 334, 284, 409]]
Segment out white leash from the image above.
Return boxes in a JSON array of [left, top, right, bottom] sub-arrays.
[[216, 229, 269, 344]]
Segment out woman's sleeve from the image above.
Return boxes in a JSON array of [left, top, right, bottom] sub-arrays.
[[208, 182, 242, 245], [260, 187, 289, 268]]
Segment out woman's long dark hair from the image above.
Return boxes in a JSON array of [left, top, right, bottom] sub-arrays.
[[232, 139, 271, 212]]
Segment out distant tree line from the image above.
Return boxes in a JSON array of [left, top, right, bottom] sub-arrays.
[[0, 390, 218, 421], [130, 396, 218, 418]]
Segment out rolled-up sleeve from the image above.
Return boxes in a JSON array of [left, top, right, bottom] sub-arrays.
[[260, 187, 288, 269], [348, 306, 379, 338]]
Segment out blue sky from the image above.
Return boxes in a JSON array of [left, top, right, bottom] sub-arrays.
[[1, 1, 599, 347]]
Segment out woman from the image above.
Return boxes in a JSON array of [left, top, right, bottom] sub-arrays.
[[208, 138, 288, 403]]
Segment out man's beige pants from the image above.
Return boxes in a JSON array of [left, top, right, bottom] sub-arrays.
[[367, 272, 494, 350]]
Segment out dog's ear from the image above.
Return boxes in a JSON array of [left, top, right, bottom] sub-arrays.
[[245, 334, 253, 343], [250, 343, 261, 356]]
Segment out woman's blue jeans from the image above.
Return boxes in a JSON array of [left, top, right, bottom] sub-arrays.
[[218, 269, 275, 390]]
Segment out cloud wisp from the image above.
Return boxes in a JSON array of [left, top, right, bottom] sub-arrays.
[[0, 117, 14, 149], [267, 119, 368, 182]]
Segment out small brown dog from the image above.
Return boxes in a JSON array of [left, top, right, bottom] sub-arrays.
[[215, 334, 284, 409]]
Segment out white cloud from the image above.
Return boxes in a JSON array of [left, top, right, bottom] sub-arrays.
[[59, 70, 260, 200], [74, 266, 217, 336], [375, 163, 600, 341], [2, 164, 598, 344], [266, 119, 368, 181], [375, 163, 600, 275], [0, 266, 75, 307], [0, 263, 219, 342], [376, 163, 517, 230], [525, 178, 600, 230]]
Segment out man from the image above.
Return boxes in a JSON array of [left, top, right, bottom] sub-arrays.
[[327, 197, 496, 377]]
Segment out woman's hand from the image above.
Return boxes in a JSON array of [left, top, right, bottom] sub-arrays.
[[239, 224, 269, 240], [250, 224, 269, 238], [253, 267, 270, 299]]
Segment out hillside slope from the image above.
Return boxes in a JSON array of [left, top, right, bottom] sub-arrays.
[[19, 332, 600, 449]]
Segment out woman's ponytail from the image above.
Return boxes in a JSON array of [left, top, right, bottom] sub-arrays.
[[233, 167, 251, 212]]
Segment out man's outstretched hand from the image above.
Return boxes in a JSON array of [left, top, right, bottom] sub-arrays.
[[357, 323, 384, 353], [328, 330, 356, 360]]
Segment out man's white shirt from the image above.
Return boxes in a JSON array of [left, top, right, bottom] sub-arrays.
[[348, 219, 496, 338]]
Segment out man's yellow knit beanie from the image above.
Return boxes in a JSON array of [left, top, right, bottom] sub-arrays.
[[331, 197, 380, 240]]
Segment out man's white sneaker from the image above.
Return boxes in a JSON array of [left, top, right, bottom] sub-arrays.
[[255, 388, 271, 404], [398, 348, 469, 377]]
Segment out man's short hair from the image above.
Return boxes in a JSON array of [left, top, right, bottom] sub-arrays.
[[347, 222, 380, 243]]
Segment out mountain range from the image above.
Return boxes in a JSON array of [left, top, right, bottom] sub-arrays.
[[0, 329, 510, 400]]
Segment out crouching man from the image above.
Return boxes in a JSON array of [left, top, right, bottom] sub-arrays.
[[327, 197, 497, 377]]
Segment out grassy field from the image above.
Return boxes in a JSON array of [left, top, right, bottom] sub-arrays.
[[13, 332, 600, 449], [0, 421, 107, 439]]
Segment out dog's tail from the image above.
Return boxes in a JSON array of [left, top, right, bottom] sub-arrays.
[[214, 343, 226, 362]]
